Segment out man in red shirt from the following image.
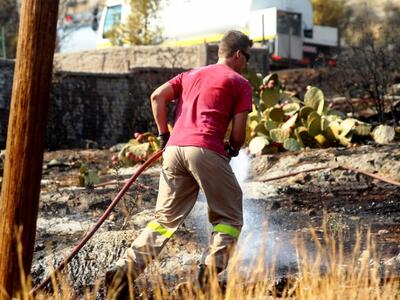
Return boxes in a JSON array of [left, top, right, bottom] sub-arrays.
[[106, 30, 253, 297]]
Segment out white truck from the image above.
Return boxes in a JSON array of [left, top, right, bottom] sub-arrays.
[[95, 0, 339, 67]]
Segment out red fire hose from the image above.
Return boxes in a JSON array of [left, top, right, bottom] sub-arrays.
[[29, 149, 163, 296]]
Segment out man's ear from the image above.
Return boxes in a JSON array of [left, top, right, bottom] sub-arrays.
[[234, 50, 241, 60]]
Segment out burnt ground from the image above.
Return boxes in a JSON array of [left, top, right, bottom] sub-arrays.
[[28, 142, 400, 297]]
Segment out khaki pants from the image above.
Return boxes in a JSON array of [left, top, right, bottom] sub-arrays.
[[117, 146, 243, 275]]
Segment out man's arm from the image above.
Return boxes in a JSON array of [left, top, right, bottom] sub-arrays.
[[150, 82, 175, 134], [229, 111, 249, 151]]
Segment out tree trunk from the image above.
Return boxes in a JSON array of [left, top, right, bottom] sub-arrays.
[[0, 0, 59, 298]]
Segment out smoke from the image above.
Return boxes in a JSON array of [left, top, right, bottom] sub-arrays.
[[231, 151, 299, 278], [186, 150, 302, 278], [230, 149, 251, 184]]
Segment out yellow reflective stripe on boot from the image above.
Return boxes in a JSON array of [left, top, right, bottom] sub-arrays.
[[213, 224, 240, 238], [146, 221, 174, 238]]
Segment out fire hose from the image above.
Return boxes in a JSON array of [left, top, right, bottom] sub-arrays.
[[29, 149, 163, 296], [258, 165, 400, 187]]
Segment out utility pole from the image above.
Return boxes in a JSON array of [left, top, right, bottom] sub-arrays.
[[0, 0, 59, 298]]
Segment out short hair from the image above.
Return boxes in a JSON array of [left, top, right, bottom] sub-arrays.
[[218, 30, 253, 58]]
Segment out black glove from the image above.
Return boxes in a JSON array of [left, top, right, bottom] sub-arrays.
[[159, 132, 170, 149], [224, 142, 239, 159]]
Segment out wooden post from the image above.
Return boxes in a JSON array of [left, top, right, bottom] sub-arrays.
[[0, 0, 59, 298]]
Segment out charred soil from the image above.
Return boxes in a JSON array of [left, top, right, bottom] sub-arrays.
[[30, 142, 400, 297]]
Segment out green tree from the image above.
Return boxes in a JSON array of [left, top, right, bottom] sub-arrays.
[[382, 1, 400, 51], [109, 0, 163, 46], [311, 0, 345, 27], [0, 0, 19, 58]]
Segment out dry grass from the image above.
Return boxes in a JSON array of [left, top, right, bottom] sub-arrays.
[[9, 222, 400, 300]]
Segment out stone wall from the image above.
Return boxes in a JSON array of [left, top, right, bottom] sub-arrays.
[[48, 67, 183, 149], [0, 63, 183, 150], [54, 44, 269, 75], [54, 45, 205, 72], [0, 59, 14, 148], [1, 44, 269, 150]]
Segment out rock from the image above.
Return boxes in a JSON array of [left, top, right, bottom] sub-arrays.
[[47, 159, 68, 168], [384, 253, 400, 267], [40, 179, 54, 186], [36, 217, 88, 235], [108, 166, 138, 176], [377, 229, 389, 235], [109, 143, 127, 152], [82, 139, 99, 149], [372, 125, 396, 145], [390, 83, 400, 96], [287, 174, 305, 184]]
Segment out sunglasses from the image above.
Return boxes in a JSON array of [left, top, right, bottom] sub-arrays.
[[240, 50, 250, 62]]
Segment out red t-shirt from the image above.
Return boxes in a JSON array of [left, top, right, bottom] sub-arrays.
[[167, 64, 252, 156]]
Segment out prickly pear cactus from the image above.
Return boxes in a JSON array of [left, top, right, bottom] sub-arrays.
[[270, 128, 290, 143], [304, 86, 326, 114], [79, 164, 100, 187], [243, 71, 394, 154], [117, 132, 161, 167], [283, 138, 301, 151], [260, 73, 281, 108], [249, 136, 269, 154]]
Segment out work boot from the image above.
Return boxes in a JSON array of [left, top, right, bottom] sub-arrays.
[[197, 264, 225, 293], [105, 265, 133, 300]]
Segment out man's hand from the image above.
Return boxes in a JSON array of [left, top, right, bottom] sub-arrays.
[[159, 132, 170, 149], [224, 142, 239, 160]]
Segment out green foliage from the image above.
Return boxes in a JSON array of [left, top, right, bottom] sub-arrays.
[[307, 113, 322, 137], [244, 71, 396, 154], [270, 128, 290, 143], [0, 0, 19, 58], [311, 0, 346, 27], [249, 136, 269, 155], [260, 73, 281, 108], [283, 138, 301, 151], [108, 0, 163, 46], [304, 86, 324, 112], [282, 103, 300, 116], [79, 165, 100, 187], [281, 113, 298, 131], [265, 107, 284, 122]]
